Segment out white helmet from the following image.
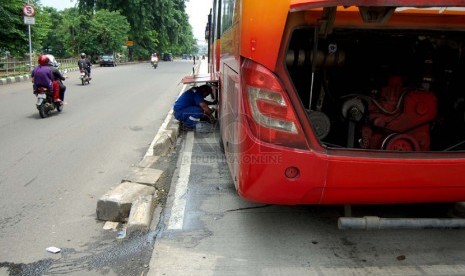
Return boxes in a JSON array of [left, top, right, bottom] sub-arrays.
[[45, 54, 58, 67]]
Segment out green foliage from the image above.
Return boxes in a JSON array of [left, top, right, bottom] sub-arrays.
[[0, 0, 28, 57], [42, 7, 67, 56], [83, 0, 197, 59], [0, 0, 197, 59], [32, 5, 53, 53], [93, 10, 130, 54], [73, 9, 130, 59]]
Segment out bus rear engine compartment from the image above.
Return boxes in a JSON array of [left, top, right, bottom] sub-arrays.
[[285, 28, 465, 152]]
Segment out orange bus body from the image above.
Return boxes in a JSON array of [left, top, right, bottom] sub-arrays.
[[209, 0, 465, 204]]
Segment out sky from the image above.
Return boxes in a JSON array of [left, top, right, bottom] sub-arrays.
[[39, 0, 211, 42]]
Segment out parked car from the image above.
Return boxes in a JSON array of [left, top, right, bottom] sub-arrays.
[[163, 53, 173, 61], [100, 55, 116, 67], [151, 53, 158, 69]]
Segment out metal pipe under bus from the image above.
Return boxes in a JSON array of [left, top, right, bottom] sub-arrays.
[[338, 216, 465, 230]]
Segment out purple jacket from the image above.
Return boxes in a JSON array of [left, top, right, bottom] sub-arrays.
[[31, 65, 53, 92]]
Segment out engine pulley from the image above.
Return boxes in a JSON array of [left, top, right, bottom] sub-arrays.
[[342, 98, 365, 121], [308, 110, 331, 139], [381, 133, 420, 151]]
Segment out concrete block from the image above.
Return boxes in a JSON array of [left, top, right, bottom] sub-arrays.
[[152, 130, 177, 156], [167, 123, 180, 140], [138, 155, 160, 168], [122, 167, 163, 186], [127, 193, 157, 235], [96, 182, 155, 222]]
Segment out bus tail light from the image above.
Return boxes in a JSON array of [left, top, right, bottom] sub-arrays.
[[242, 59, 308, 150]]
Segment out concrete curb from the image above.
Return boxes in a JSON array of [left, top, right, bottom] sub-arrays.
[[0, 67, 81, 85], [96, 60, 202, 238], [127, 193, 157, 235], [0, 63, 138, 85], [96, 182, 156, 222], [0, 75, 29, 85]]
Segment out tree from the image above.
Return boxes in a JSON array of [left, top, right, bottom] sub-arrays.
[[78, 0, 197, 59], [0, 0, 29, 57], [30, 3, 52, 53], [41, 7, 63, 55], [88, 9, 130, 55], [0, 0, 197, 59]]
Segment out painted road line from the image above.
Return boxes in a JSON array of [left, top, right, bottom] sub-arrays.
[[167, 131, 194, 230]]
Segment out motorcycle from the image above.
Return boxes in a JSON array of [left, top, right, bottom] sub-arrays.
[[151, 53, 158, 69], [80, 68, 91, 85], [34, 68, 67, 118], [35, 87, 63, 118]]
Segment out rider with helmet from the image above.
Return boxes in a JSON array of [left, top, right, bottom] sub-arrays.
[[78, 53, 92, 79], [46, 54, 66, 102], [31, 55, 54, 98]]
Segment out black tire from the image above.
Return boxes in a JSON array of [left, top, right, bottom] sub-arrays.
[[38, 103, 48, 118], [57, 103, 63, 112], [81, 78, 85, 85]]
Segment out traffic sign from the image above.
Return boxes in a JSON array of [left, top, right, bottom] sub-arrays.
[[24, 16, 35, 25], [23, 4, 35, 17]]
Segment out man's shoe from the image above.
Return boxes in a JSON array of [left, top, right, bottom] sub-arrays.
[[181, 125, 194, 131]]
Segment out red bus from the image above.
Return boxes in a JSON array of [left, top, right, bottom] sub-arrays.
[[196, 0, 465, 205]]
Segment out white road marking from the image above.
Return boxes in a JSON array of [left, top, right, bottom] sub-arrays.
[[167, 131, 195, 230]]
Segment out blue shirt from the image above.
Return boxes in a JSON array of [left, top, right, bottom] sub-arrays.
[[173, 87, 205, 112]]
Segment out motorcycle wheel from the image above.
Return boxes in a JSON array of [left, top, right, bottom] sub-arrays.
[[81, 78, 85, 85], [57, 103, 63, 112], [38, 102, 48, 118]]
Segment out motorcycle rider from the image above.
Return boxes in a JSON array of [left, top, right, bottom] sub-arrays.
[[31, 55, 54, 97], [46, 54, 66, 102], [78, 53, 92, 79]]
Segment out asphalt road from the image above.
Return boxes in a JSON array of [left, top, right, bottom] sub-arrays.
[[0, 60, 193, 275]]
